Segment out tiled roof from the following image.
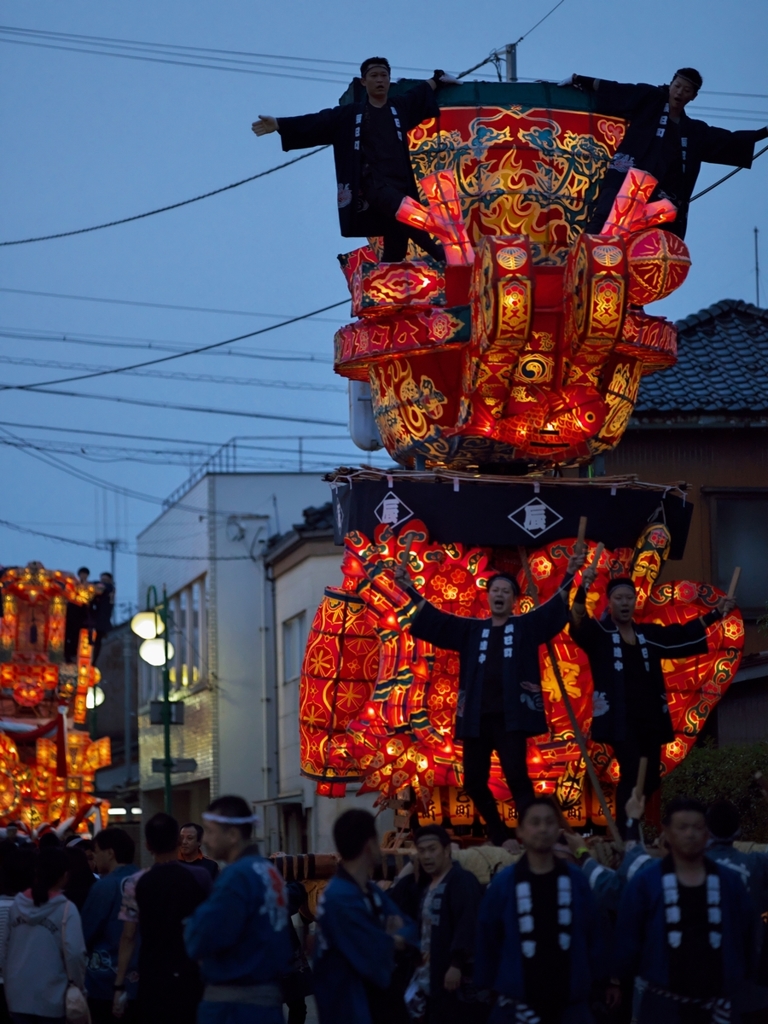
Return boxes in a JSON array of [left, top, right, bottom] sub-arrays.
[[635, 299, 768, 415]]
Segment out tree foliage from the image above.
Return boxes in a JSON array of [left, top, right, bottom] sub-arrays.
[[662, 741, 768, 842]]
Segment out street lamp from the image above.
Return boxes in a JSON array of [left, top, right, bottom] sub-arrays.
[[132, 586, 173, 814], [85, 685, 105, 710]]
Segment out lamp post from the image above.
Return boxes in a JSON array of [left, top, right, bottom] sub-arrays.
[[131, 586, 174, 814]]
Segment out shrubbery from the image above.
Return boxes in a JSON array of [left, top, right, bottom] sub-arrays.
[[662, 740, 768, 842]]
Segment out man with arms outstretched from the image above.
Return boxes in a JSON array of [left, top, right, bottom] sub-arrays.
[[570, 572, 735, 828], [253, 57, 459, 261], [559, 68, 768, 238], [395, 548, 586, 846]]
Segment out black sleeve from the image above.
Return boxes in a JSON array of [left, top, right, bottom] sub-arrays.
[[409, 601, 474, 652], [286, 881, 308, 917], [447, 870, 483, 970], [523, 592, 569, 646], [698, 121, 761, 169], [568, 613, 601, 655], [278, 106, 343, 151], [397, 80, 440, 132], [594, 79, 664, 118], [642, 618, 708, 656]]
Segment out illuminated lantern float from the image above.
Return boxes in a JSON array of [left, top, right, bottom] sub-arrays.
[[0, 563, 111, 833], [300, 82, 741, 830]]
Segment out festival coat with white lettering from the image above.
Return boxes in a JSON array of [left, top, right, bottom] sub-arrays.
[[568, 612, 710, 745], [313, 867, 417, 1024], [277, 82, 439, 238], [184, 850, 292, 1019], [707, 839, 768, 1013], [613, 856, 755, 1015], [587, 78, 761, 237], [410, 590, 569, 740], [474, 859, 603, 1019]]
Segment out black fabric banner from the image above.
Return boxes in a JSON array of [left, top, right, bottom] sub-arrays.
[[331, 479, 692, 559]]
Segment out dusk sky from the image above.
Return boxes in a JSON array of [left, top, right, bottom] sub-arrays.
[[1, 0, 765, 614]]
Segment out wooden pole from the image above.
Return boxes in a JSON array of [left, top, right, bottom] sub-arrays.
[[590, 541, 605, 568], [634, 756, 648, 800], [727, 567, 741, 599], [518, 545, 622, 844], [400, 532, 415, 567], [577, 516, 587, 547]]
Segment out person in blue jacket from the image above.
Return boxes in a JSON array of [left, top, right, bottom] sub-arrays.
[[475, 796, 604, 1023], [706, 800, 768, 1021], [81, 828, 140, 1023], [614, 796, 756, 1024], [184, 795, 292, 1024], [313, 808, 417, 1024]]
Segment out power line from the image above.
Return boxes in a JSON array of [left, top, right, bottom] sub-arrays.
[[0, 148, 329, 246], [0, 287, 342, 324], [0, 298, 349, 391], [0, 35, 351, 84], [4, 384, 348, 426], [0, 420, 350, 447], [0, 328, 333, 365], [0, 435, 380, 465], [513, 0, 569, 44], [691, 143, 768, 201], [0, 515, 254, 560], [0, 353, 345, 393], [0, 25, 433, 76]]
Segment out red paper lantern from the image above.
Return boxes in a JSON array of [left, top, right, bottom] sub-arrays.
[[626, 229, 692, 304]]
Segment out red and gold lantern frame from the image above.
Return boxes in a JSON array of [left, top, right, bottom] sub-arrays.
[[0, 563, 112, 828], [299, 523, 742, 826], [331, 87, 689, 470]]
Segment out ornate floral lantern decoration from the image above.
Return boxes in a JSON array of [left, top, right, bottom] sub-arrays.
[[0, 563, 112, 829]]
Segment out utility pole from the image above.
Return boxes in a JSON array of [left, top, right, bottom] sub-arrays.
[[162, 586, 172, 814], [122, 628, 133, 786], [755, 227, 761, 307], [100, 538, 120, 579], [504, 43, 517, 82]]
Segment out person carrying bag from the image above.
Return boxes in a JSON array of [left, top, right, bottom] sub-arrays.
[[2, 846, 88, 1024]]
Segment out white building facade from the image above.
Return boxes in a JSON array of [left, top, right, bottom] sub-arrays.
[[136, 472, 329, 826]]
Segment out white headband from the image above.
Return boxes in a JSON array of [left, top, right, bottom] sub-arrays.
[[202, 811, 260, 825]]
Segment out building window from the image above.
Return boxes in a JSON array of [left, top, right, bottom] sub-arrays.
[[179, 590, 188, 688], [192, 582, 202, 685], [709, 490, 768, 617], [167, 576, 207, 694], [283, 612, 306, 685]]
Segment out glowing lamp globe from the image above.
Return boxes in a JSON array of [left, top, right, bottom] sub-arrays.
[[626, 229, 691, 304], [139, 638, 174, 667], [131, 611, 164, 640], [85, 685, 105, 710]]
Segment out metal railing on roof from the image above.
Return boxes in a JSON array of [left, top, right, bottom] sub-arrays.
[[162, 439, 240, 509]]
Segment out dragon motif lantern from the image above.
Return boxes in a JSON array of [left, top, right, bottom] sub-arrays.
[[0, 563, 111, 832]]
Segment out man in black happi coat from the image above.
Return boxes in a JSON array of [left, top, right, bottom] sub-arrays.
[[395, 548, 586, 845], [392, 825, 485, 1024], [570, 574, 736, 828], [559, 68, 768, 238], [253, 57, 459, 261]]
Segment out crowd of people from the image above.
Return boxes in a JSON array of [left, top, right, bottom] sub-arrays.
[[0, 788, 763, 1024]]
